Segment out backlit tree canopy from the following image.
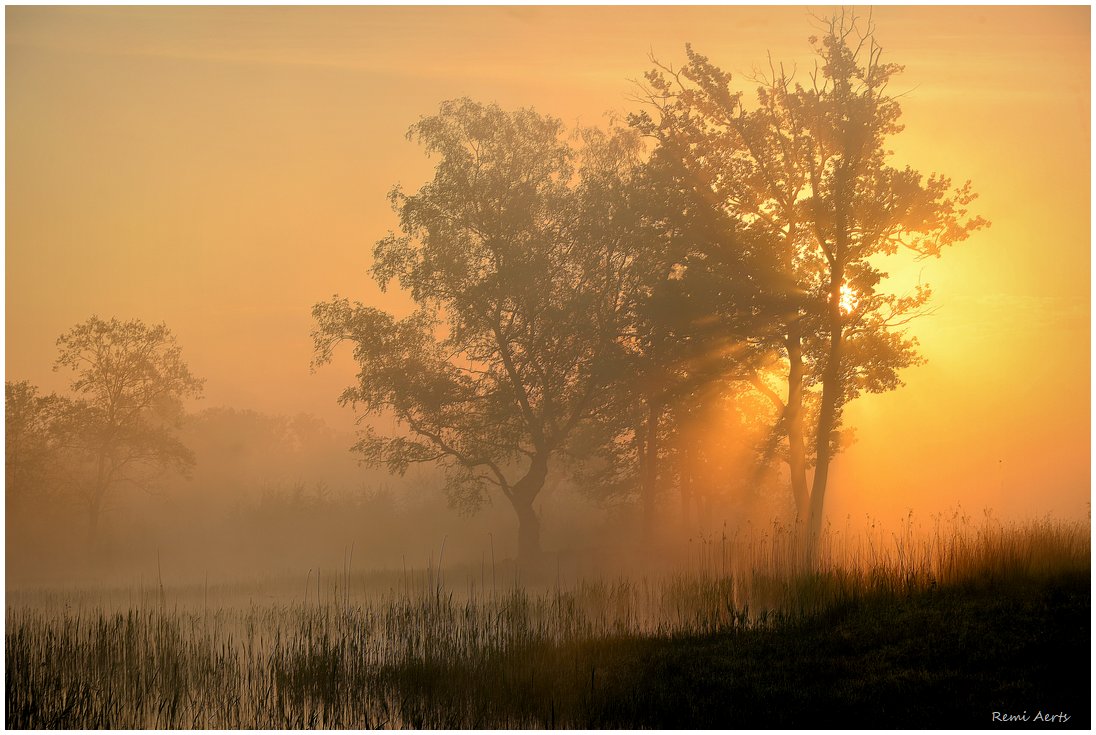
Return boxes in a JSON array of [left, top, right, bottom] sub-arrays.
[[630, 12, 988, 549], [316, 15, 988, 566], [313, 99, 646, 564]]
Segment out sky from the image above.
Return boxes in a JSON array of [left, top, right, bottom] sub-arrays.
[[6, 6, 1090, 525]]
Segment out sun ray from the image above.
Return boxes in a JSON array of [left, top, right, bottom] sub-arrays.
[[839, 284, 859, 314]]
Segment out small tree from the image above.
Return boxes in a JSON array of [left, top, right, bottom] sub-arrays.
[[5, 381, 65, 511], [52, 317, 204, 544], [632, 12, 988, 553], [313, 99, 644, 567]]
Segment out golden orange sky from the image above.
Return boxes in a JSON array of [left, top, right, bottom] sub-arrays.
[[6, 6, 1090, 524]]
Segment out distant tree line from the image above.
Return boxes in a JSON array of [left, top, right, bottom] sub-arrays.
[[312, 14, 987, 566], [7, 327, 449, 572]]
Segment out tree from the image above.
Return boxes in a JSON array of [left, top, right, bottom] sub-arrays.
[[632, 12, 988, 553], [52, 317, 204, 544], [561, 117, 794, 547], [313, 99, 645, 567], [5, 381, 65, 511], [573, 112, 793, 542]]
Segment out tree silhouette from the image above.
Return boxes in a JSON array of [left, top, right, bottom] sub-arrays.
[[313, 99, 645, 567], [5, 380, 66, 511], [632, 11, 988, 553], [52, 317, 204, 544]]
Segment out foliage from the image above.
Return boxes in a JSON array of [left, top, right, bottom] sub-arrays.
[[5, 380, 67, 506], [50, 316, 204, 537], [630, 12, 988, 533], [314, 99, 647, 561]]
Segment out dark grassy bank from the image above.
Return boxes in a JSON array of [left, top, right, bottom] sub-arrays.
[[386, 570, 1090, 729]]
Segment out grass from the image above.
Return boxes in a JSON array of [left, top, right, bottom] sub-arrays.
[[6, 515, 1090, 728], [412, 569, 1089, 728]]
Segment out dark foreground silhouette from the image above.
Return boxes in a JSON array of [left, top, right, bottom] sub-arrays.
[[386, 570, 1089, 729], [7, 566, 1088, 729]]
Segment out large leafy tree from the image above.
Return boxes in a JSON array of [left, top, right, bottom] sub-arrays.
[[52, 317, 204, 543], [313, 99, 644, 566], [632, 12, 988, 551]]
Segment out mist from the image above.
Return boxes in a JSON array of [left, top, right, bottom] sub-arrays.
[[5, 395, 794, 589], [8, 402, 659, 587]]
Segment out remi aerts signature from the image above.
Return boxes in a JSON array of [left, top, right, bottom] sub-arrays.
[[992, 711, 1071, 723]]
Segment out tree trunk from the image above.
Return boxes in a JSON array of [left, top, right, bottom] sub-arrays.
[[509, 453, 549, 569], [89, 453, 108, 551], [700, 483, 712, 536], [680, 444, 694, 537], [87, 497, 101, 550], [807, 285, 845, 557], [641, 395, 661, 548], [785, 327, 810, 520], [513, 496, 541, 569]]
